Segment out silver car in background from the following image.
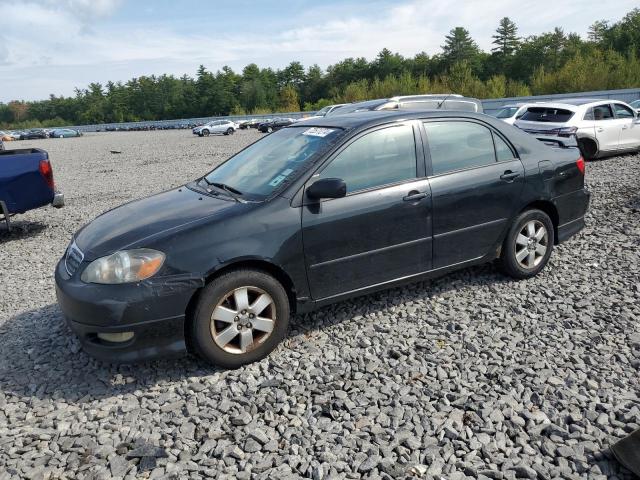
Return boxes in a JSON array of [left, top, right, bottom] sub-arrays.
[[192, 120, 238, 137], [514, 99, 640, 159], [327, 94, 484, 115]]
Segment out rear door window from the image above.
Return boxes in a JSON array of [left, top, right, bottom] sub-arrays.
[[424, 121, 498, 175], [520, 108, 574, 122]]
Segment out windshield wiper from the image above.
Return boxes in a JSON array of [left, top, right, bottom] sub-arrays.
[[200, 177, 244, 201]]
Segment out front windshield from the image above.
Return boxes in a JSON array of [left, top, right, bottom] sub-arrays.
[[203, 126, 343, 200], [495, 107, 518, 118]]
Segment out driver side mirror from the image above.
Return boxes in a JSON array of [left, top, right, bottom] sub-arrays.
[[306, 178, 346, 200]]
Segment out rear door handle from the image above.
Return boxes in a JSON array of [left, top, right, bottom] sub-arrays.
[[403, 191, 428, 202], [500, 170, 520, 182], [622, 125, 629, 130]]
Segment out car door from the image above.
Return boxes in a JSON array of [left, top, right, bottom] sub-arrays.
[[301, 122, 432, 300], [590, 104, 621, 152], [210, 121, 222, 133], [422, 119, 525, 269], [612, 103, 640, 150]]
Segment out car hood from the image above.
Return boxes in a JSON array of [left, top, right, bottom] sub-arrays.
[[75, 186, 240, 259]]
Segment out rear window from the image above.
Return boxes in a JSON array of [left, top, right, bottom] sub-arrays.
[[495, 107, 519, 118], [520, 107, 574, 122]]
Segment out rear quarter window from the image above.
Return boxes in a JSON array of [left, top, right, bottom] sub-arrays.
[[520, 108, 574, 122]]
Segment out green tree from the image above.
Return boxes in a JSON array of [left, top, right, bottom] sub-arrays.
[[492, 17, 520, 56], [278, 85, 300, 111], [442, 27, 481, 70]]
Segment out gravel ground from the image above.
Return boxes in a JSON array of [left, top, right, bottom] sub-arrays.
[[0, 130, 639, 480]]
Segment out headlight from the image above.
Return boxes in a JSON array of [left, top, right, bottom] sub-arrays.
[[81, 249, 165, 284]]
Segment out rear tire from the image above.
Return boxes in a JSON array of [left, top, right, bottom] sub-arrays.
[[499, 209, 554, 279], [267, 126, 273, 133], [225, 128, 234, 135], [189, 269, 290, 368]]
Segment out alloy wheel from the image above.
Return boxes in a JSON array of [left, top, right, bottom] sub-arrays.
[[515, 220, 548, 269], [210, 286, 276, 354]]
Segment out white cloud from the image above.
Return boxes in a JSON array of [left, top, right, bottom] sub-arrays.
[[0, 0, 637, 101]]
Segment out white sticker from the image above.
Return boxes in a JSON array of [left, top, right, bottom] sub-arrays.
[[302, 127, 335, 137], [268, 168, 295, 187]]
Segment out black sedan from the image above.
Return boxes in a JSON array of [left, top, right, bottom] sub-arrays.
[[55, 111, 590, 368], [257, 117, 294, 133], [20, 129, 48, 140]]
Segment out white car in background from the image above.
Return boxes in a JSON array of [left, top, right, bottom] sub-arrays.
[[493, 103, 534, 124], [514, 99, 640, 160], [192, 120, 238, 137]]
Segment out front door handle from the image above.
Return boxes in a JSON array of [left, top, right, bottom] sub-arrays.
[[403, 190, 428, 202], [597, 127, 604, 132], [500, 170, 520, 182], [622, 125, 629, 130]]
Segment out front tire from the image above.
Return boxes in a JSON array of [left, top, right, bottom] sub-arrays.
[[499, 209, 554, 279], [267, 126, 273, 133], [189, 269, 290, 368], [202, 129, 210, 137]]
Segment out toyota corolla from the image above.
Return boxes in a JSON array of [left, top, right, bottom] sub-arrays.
[[55, 110, 590, 368]]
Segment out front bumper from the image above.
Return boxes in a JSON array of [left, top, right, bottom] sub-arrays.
[[55, 259, 203, 363]]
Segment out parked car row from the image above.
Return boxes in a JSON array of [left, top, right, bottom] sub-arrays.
[[0, 128, 82, 140], [102, 123, 197, 132]]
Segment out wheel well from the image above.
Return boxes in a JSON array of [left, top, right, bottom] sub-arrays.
[[521, 201, 559, 244], [578, 137, 598, 159], [184, 260, 298, 352]]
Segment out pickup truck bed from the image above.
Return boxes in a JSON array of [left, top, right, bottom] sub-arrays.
[[0, 146, 64, 230]]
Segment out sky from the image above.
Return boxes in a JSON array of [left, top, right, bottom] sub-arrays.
[[0, 0, 637, 102]]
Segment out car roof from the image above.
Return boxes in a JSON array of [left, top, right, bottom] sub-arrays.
[[390, 94, 463, 101], [286, 109, 495, 130], [526, 98, 623, 110]]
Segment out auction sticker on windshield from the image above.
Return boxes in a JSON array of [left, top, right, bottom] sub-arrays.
[[302, 127, 335, 137], [268, 168, 295, 187]]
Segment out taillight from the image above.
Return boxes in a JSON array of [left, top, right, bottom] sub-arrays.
[[39, 159, 55, 190], [576, 156, 585, 175]]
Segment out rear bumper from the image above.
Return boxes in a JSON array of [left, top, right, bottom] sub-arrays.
[[555, 188, 591, 243], [55, 258, 203, 363], [52, 191, 64, 208]]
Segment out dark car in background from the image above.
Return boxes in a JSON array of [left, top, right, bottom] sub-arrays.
[[20, 129, 48, 140], [257, 117, 294, 133], [56, 110, 589, 368], [238, 119, 265, 129], [50, 128, 82, 138]]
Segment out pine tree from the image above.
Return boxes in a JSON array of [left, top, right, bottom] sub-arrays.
[[442, 27, 480, 66], [492, 17, 520, 55]]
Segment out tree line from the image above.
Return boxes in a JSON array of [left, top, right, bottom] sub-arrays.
[[1, 8, 639, 129]]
